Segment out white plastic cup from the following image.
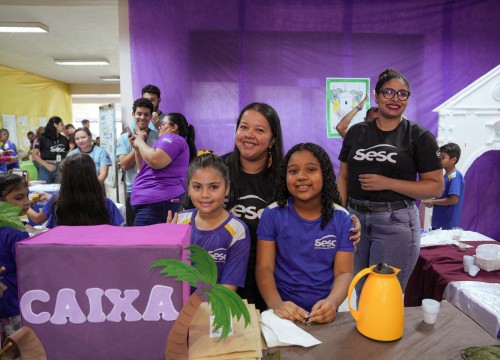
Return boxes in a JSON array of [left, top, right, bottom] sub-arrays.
[[468, 264, 480, 277], [452, 227, 463, 241], [422, 299, 440, 324], [463, 255, 474, 272], [458, 241, 467, 252]]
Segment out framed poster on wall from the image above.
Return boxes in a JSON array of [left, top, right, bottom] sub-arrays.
[[326, 78, 370, 138], [99, 104, 117, 188]]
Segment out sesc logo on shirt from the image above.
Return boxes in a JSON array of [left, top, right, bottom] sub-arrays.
[[353, 144, 398, 164], [209, 248, 227, 263], [162, 137, 173, 144], [314, 235, 337, 250]]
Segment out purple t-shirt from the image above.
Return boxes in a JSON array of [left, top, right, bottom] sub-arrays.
[[131, 133, 189, 205]]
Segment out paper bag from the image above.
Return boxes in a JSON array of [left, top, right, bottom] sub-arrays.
[[188, 301, 262, 359]]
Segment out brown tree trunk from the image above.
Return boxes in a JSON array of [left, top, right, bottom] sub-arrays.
[[165, 292, 203, 360]]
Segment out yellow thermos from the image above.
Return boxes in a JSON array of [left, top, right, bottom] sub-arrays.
[[348, 263, 404, 341]]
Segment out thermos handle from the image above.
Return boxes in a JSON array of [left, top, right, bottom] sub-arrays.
[[348, 267, 372, 321]]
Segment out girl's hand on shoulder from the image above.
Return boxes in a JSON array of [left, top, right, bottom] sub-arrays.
[[349, 214, 361, 246], [273, 301, 309, 323], [309, 299, 337, 324], [166, 210, 178, 224]]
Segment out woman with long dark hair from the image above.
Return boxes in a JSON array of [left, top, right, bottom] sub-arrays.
[[31, 116, 69, 184], [130, 112, 196, 226], [28, 154, 124, 227]]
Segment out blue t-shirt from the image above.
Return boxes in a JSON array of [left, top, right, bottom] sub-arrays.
[[177, 209, 251, 288], [0, 226, 30, 318], [67, 146, 112, 176], [432, 170, 465, 230], [43, 195, 125, 228], [257, 199, 354, 312], [115, 130, 158, 194]]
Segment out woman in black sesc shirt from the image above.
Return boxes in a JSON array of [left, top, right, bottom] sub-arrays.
[[338, 69, 443, 295], [32, 116, 69, 184], [224, 103, 361, 311]]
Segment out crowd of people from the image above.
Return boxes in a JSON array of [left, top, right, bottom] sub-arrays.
[[2, 69, 468, 344]]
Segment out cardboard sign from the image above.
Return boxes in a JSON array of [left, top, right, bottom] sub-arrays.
[[16, 224, 190, 359]]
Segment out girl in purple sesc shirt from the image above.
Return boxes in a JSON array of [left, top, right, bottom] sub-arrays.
[[130, 113, 196, 226]]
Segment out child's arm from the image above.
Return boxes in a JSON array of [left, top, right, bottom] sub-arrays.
[[423, 195, 459, 207], [26, 208, 48, 224], [309, 251, 354, 324], [256, 239, 309, 323]]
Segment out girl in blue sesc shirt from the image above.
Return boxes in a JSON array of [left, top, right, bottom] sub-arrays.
[[256, 143, 354, 324]]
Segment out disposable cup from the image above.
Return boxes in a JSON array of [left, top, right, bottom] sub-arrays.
[[422, 299, 440, 324], [452, 227, 463, 240], [468, 264, 480, 277], [463, 255, 474, 272], [458, 241, 467, 252]]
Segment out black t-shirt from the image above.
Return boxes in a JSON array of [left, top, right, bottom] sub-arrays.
[[36, 135, 69, 161], [222, 151, 274, 310], [339, 119, 442, 202]]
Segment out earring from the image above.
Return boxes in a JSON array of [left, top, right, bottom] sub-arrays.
[[267, 148, 272, 168]]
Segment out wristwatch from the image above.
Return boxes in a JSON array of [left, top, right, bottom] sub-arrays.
[[356, 105, 362, 111]]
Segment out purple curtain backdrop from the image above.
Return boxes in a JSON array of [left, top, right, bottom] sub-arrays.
[[460, 151, 500, 240], [128, 0, 500, 236]]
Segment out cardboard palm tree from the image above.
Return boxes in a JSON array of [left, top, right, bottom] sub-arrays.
[[151, 245, 251, 360]]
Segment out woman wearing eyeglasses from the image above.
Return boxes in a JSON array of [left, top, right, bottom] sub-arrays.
[[337, 69, 443, 295], [129, 113, 197, 226]]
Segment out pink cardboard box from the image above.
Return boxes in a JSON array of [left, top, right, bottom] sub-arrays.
[[16, 224, 190, 359]]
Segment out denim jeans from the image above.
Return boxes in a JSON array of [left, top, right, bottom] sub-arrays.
[[349, 199, 421, 298], [132, 194, 184, 226], [38, 163, 60, 184]]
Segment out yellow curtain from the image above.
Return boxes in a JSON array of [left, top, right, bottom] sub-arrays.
[[0, 64, 72, 151]]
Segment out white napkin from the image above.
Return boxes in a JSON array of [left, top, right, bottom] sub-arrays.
[[260, 310, 321, 348]]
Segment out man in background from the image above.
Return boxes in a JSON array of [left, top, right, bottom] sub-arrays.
[[142, 84, 166, 132], [116, 98, 159, 225]]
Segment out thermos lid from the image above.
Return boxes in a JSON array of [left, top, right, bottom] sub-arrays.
[[373, 263, 395, 274]]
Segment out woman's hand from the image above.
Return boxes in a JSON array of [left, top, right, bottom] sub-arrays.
[[349, 214, 361, 245], [358, 174, 389, 191], [272, 300, 310, 323], [309, 299, 337, 324], [166, 210, 178, 224], [38, 192, 52, 201]]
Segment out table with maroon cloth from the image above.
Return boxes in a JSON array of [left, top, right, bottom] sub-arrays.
[[405, 241, 500, 307]]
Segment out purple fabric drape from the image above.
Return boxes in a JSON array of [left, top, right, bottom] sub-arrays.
[[461, 151, 500, 240], [129, 0, 500, 235]]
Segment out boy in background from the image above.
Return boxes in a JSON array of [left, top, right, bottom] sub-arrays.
[[423, 143, 465, 229]]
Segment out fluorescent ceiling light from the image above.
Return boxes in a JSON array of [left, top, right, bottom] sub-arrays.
[[0, 22, 49, 33], [100, 76, 120, 81], [54, 59, 110, 66]]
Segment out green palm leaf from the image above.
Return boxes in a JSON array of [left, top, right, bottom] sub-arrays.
[[186, 245, 217, 284], [212, 285, 251, 326], [206, 285, 232, 340], [150, 259, 200, 286]]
